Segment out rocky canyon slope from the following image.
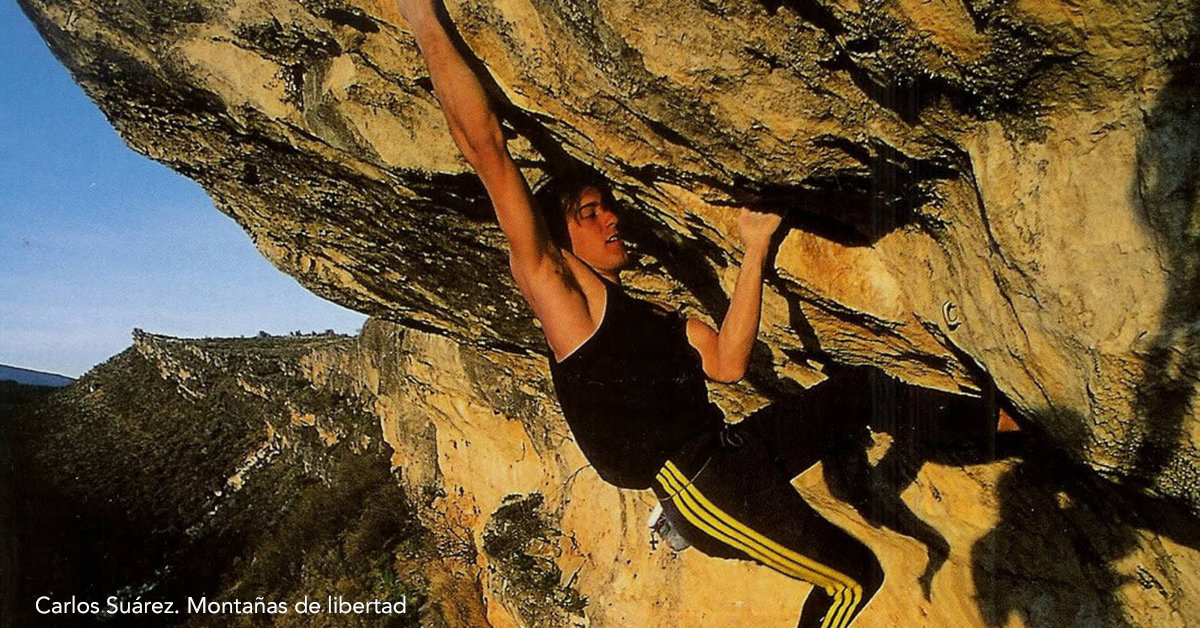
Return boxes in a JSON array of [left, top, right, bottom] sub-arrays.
[[11, 0, 1200, 625], [8, 328, 1200, 628]]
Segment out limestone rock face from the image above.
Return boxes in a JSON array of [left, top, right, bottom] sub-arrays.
[[301, 321, 1200, 628], [18, 0, 1200, 571], [15, 326, 1194, 627]]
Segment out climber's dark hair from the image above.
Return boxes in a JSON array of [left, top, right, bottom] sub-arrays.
[[532, 171, 617, 251]]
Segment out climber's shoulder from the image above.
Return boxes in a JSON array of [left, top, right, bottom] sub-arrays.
[[512, 247, 609, 362]]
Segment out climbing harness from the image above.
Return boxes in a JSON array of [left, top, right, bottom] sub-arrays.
[[648, 424, 748, 552]]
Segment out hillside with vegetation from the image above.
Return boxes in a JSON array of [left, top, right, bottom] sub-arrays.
[[3, 331, 483, 628]]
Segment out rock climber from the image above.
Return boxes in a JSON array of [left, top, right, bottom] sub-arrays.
[[396, 1, 1015, 626]]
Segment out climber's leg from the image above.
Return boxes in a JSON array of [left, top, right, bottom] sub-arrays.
[[749, 363, 1007, 451], [737, 365, 883, 481], [794, 535, 883, 628], [732, 366, 898, 536], [653, 426, 884, 627]]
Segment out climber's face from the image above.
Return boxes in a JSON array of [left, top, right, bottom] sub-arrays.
[[566, 186, 628, 277]]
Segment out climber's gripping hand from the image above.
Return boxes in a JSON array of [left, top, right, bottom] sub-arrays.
[[737, 207, 784, 256]]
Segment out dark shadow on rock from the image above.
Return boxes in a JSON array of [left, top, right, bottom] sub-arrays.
[[746, 371, 1200, 626], [737, 364, 1014, 599], [971, 418, 1200, 628], [1130, 35, 1200, 503], [723, 139, 959, 246]]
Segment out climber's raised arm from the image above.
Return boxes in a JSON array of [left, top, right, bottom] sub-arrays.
[[397, 0, 599, 358], [397, 1, 550, 269], [686, 208, 783, 383]]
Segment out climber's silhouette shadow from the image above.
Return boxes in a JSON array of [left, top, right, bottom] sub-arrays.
[[736, 364, 1012, 599], [970, 414, 1200, 628], [748, 367, 1200, 625]]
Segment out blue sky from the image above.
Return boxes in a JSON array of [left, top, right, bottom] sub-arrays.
[[1, 2, 367, 377]]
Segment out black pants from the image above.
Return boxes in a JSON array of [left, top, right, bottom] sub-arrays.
[[652, 366, 996, 628]]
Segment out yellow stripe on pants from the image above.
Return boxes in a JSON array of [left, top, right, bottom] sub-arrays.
[[656, 461, 864, 628]]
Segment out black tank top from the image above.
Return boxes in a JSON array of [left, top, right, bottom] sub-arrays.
[[549, 280, 724, 489]]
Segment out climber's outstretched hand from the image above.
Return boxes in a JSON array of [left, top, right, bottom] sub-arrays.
[[737, 208, 784, 254]]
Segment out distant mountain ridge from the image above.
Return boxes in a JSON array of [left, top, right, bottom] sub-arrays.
[[0, 364, 73, 388]]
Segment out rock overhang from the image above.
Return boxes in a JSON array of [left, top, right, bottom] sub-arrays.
[[16, 0, 1200, 510]]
